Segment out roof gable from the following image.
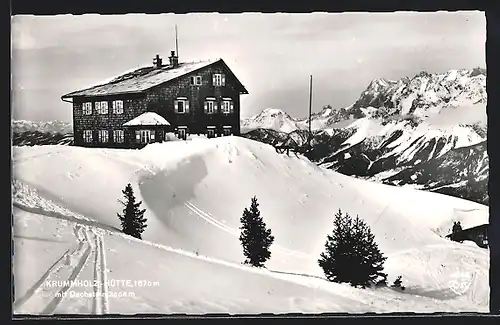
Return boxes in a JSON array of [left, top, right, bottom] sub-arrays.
[[61, 58, 248, 99], [217, 60, 249, 95]]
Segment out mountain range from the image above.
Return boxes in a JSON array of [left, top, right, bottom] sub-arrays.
[[11, 120, 73, 146], [241, 68, 488, 205]]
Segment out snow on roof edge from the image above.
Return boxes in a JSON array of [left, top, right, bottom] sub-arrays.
[[61, 59, 221, 99], [123, 112, 171, 126]]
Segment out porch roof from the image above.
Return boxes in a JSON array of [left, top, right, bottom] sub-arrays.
[[123, 112, 171, 127]]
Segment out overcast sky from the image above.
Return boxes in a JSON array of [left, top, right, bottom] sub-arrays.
[[11, 11, 485, 123]]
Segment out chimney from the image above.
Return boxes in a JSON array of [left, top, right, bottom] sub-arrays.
[[153, 54, 163, 69], [169, 50, 179, 67]]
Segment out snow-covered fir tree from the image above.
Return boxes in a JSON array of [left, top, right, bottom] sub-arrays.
[[318, 209, 387, 288], [239, 196, 275, 267], [117, 183, 148, 240]]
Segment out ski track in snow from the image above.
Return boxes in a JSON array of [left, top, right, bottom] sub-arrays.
[[90, 228, 110, 315], [12, 185, 489, 313], [13, 215, 110, 315], [184, 201, 314, 259]]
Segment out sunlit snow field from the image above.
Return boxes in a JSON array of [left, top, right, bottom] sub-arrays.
[[12, 136, 489, 314]]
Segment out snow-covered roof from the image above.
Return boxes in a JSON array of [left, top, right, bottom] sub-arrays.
[[123, 112, 171, 127], [62, 60, 219, 98]]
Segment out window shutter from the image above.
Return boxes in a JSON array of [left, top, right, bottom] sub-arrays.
[[150, 132, 155, 140], [212, 74, 216, 86], [174, 101, 178, 113], [230, 102, 234, 113], [185, 100, 190, 113], [135, 130, 140, 141], [214, 102, 218, 113], [204, 101, 208, 113], [222, 74, 226, 86]]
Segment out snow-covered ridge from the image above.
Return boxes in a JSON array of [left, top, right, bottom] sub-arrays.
[[12, 120, 73, 135], [351, 68, 486, 123], [243, 116, 488, 204], [242, 67, 487, 133]]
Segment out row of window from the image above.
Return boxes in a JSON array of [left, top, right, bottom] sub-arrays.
[[82, 100, 123, 116], [177, 125, 232, 139], [190, 73, 226, 87], [83, 129, 154, 144], [81, 97, 234, 116], [82, 126, 233, 144], [83, 130, 124, 143], [174, 97, 234, 114]]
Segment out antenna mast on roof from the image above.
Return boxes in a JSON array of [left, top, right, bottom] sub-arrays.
[[308, 75, 313, 135], [175, 24, 179, 58]]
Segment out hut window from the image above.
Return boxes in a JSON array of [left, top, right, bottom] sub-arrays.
[[207, 126, 216, 138], [96, 101, 108, 115], [82, 102, 93, 115], [112, 100, 124, 114], [113, 130, 124, 143], [212, 73, 225, 86], [204, 98, 217, 114], [83, 130, 93, 143], [190, 75, 202, 86], [98, 130, 109, 143], [207, 101, 214, 114], [221, 99, 233, 114], [175, 98, 189, 114], [223, 126, 232, 136], [140, 130, 152, 143], [177, 126, 187, 140]]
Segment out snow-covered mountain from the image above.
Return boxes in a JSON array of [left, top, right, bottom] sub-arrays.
[[242, 68, 488, 205], [241, 108, 304, 133], [243, 68, 486, 131], [382, 140, 488, 204], [12, 120, 73, 135], [12, 137, 489, 314], [12, 120, 74, 146]]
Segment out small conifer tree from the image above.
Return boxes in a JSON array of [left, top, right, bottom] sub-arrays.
[[392, 275, 406, 291], [117, 183, 147, 240], [239, 196, 275, 267], [318, 209, 387, 288]]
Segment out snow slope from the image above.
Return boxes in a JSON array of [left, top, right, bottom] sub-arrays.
[[12, 136, 490, 313], [13, 206, 382, 314]]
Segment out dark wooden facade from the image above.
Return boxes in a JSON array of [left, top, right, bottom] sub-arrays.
[[62, 57, 248, 148]]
